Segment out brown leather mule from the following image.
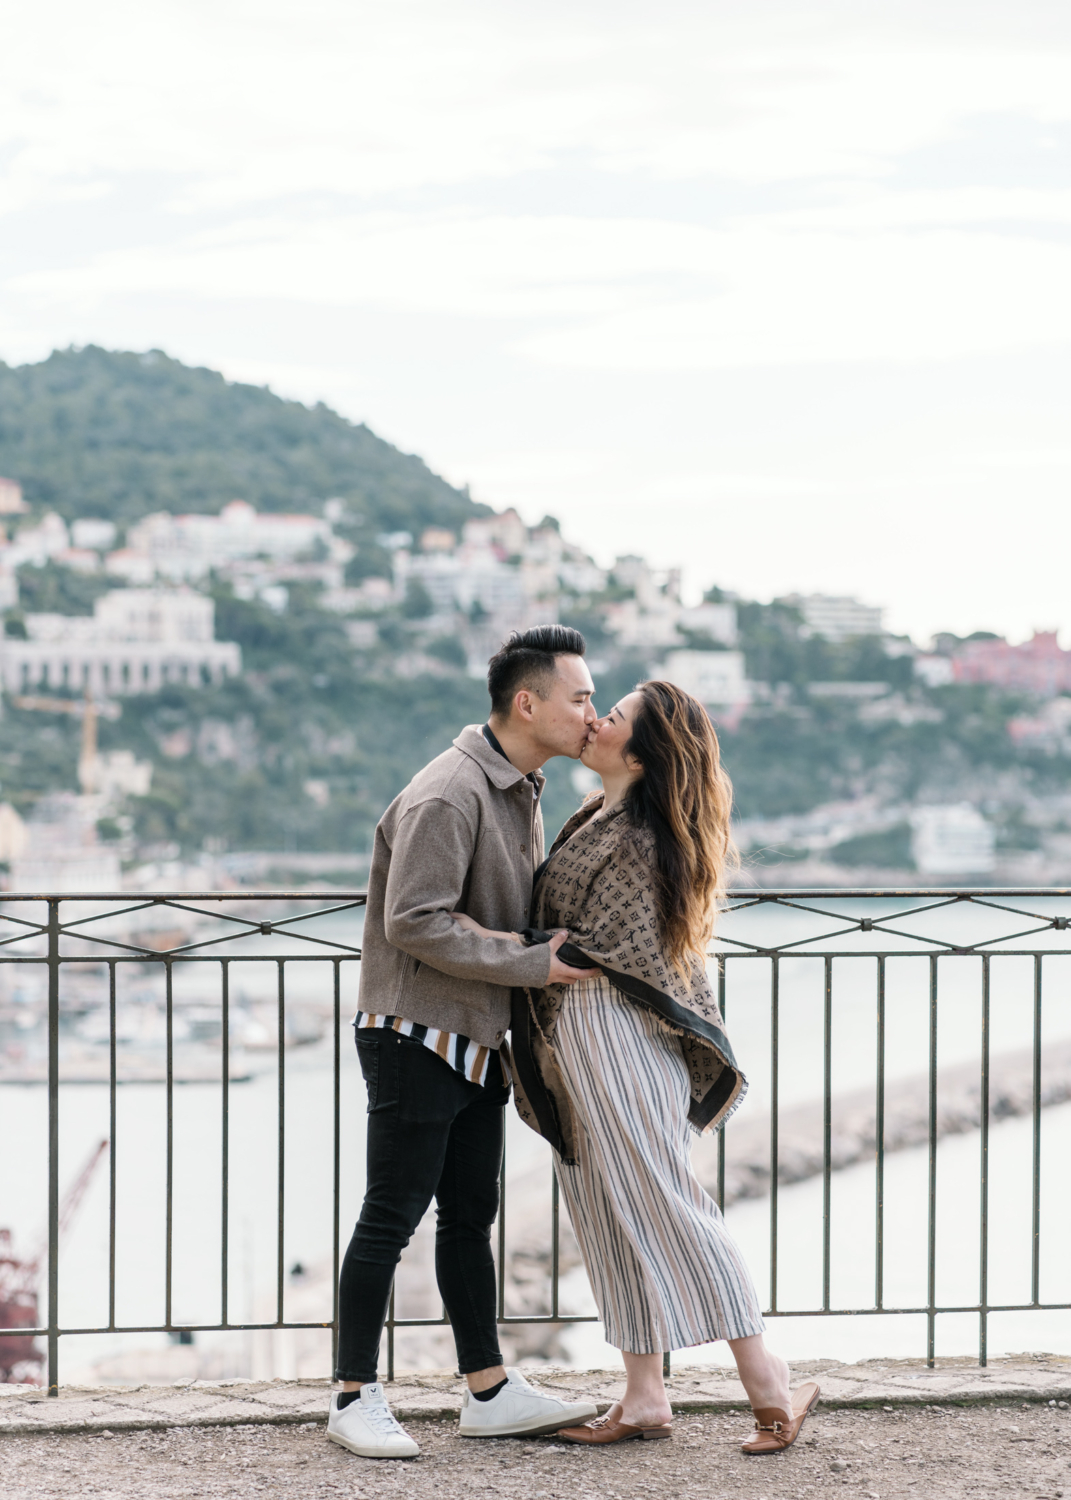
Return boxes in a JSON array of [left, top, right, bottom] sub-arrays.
[[558, 1412, 673, 1444], [741, 1381, 821, 1454]]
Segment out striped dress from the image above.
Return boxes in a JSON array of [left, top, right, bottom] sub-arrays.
[[551, 976, 765, 1353]]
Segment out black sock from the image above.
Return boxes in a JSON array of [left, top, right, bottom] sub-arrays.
[[336, 1389, 363, 1410], [471, 1377, 508, 1403]]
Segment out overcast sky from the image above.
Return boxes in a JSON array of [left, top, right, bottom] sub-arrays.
[[3, 1, 1070, 643]]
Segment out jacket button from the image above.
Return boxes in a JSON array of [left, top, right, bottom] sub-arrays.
[[520, 843, 526, 852], [496, 1031, 503, 1040]]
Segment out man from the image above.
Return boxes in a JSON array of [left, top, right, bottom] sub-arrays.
[[328, 624, 602, 1460]]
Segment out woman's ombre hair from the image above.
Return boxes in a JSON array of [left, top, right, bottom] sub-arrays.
[[622, 680, 735, 970]]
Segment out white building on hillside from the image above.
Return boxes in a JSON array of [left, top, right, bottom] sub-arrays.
[[10, 792, 122, 893], [6, 512, 70, 566], [0, 589, 240, 696], [677, 601, 738, 646], [71, 518, 117, 552], [662, 649, 750, 708], [910, 804, 996, 875], [111, 501, 333, 583], [786, 594, 884, 642], [0, 477, 28, 515]]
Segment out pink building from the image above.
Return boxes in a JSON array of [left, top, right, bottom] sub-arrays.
[[953, 631, 1071, 697]]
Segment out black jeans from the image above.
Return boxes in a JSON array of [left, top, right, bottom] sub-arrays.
[[335, 1027, 508, 1382]]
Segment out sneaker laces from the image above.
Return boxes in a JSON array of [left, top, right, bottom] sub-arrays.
[[362, 1399, 406, 1435], [506, 1374, 556, 1405]]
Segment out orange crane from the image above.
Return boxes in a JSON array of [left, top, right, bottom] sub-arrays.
[[7, 691, 119, 792], [0, 1138, 109, 1383]]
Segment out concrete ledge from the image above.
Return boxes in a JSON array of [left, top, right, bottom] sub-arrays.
[[1, 1355, 1069, 1436]]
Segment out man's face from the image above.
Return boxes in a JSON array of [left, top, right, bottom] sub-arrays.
[[530, 654, 597, 759]]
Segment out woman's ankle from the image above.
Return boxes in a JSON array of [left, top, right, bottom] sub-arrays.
[[619, 1398, 673, 1427], [752, 1352, 791, 1410], [619, 1352, 672, 1427], [728, 1336, 791, 1412]]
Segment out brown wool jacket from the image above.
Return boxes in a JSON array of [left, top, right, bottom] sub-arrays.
[[358, 725, 553, 1049], [511, 794, 746, 1162]]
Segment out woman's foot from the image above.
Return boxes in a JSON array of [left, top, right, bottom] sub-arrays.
[[617, 1352, 675, 1429], [615, 1397, 674, 1429], [741, 1381, 821, 1455]]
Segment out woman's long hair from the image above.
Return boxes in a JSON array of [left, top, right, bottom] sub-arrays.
[[621, 680, 735, 969]]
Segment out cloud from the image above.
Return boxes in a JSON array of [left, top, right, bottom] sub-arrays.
[[14, 200, 1071, 370], [4, 3, 1071, 207], [4, 0, 1071, 639]]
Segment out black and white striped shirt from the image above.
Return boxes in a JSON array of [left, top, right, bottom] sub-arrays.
[[353, 1011, 509, 1088]]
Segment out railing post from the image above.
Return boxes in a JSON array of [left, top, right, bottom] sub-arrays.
[[276, 959, 286, 1328], [331, 960, 341, 1380], [165, 959, 174, 1333], [822, 956, 832, 1313], [769, 955, 779, 1314], [108, 961, 117, 1331], [979, 955, 990, 1367], [47, 898, 60, 1396], [221, 960, 230, 1329], [926, 954, 938, 1367], [874, 955, 885, 1312], [1031, 954, 1043, 1309]]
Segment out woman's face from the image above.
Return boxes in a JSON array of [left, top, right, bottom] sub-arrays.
[[580, 691, 644, 780]]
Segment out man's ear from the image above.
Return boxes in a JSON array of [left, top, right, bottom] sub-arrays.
[[513, 688, 537, 723]]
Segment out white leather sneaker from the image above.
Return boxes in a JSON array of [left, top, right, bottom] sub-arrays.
[[458, 1368, 599, 1438], [326, 1386, 420, 1458]]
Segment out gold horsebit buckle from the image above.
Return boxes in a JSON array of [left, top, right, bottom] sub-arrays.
[[754, 1420, 784, 1433]]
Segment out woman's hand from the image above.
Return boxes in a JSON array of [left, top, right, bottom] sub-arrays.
[[448, 911, 522, 944]]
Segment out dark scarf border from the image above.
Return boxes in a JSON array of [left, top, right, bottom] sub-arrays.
[[512, 933, 744, 1160]]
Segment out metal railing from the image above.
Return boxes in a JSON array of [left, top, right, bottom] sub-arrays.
[[713, 886, 1071, 1372], [0, 886, 1068, 1393]]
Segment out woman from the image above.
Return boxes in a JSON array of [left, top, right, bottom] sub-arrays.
[[452, 681, 818, 1453]]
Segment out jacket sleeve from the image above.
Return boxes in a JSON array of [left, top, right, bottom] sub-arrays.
[[382, 797, 553, 988]]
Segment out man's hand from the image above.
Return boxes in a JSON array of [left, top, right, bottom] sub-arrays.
[[547, 929, 600, 985]]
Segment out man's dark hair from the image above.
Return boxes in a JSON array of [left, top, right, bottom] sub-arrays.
[[487, 624, 587, 717]]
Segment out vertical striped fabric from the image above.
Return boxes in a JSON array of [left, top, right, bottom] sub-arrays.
[[353, 1011, 508, 1089], [552, 976, 765, 1354]]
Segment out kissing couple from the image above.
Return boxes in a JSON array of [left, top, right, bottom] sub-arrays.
[[328, 624, 819, 1460]]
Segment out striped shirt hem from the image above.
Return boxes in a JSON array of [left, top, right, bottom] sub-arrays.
[[353, 1011, 508, 1089]]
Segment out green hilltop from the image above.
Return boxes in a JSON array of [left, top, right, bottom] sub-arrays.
[[0, 346, 590, 855], [0, 345, 486, 536]]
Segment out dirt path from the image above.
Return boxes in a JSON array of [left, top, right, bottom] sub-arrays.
[[4, 1401, 1069, 1500]]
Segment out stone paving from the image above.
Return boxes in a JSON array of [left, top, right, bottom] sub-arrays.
[[1, 1354, 1069, 1435], [5, 1377, 1071, 1500]]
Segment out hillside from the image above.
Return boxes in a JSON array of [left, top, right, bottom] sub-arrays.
[[0, 346, 486, 539], [1, 346, 1068, 878]]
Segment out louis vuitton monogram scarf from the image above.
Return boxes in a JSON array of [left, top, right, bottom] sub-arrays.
[[511, 794, 746, 1162]]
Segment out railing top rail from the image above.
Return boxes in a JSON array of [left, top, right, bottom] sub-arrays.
[[0, 890, 370, 902], [727, 887, 1071, 899], [1, 886, 1069, 902]]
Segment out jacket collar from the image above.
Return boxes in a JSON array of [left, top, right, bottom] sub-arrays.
[[454, 724, 546, 792]]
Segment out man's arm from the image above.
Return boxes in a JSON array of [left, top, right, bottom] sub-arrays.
[[382, 797, 553, 988], [448, 912, 600, 985]]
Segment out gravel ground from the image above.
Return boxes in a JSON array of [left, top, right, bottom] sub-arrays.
[[3, 1401, 1068, 1499]]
